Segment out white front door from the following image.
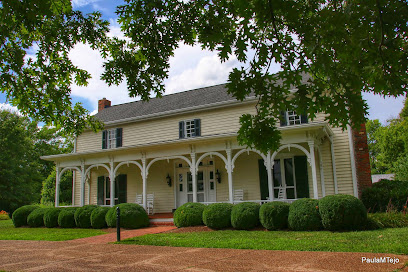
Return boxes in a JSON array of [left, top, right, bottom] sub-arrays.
[[176, 160, 216, 207]]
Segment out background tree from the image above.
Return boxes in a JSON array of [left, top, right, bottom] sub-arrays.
[[0, 109, 72, 213], [102, 0, 408, 153], [367, 98, 408, 179], [41, 168, 73, 205], [0, 0, 108, 136]]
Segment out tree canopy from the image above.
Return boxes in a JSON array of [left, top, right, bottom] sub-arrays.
[[367, 98, 408, 180], [103, 0, 408, 153], [0, 109, 72, 213], [0, 0, 108, 135], [1, 0, 407, 153]]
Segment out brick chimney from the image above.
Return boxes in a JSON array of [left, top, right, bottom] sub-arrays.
[[98, 98, 111, 112], [352, 123, 372, 197]]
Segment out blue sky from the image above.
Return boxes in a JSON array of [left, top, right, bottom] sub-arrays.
[[0, 0, 405, 122]]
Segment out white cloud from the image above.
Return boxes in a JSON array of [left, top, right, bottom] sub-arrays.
[[0, 103, 23, 116], [72, 0, 99, 8], [363, 93, 406, 123], [165, 53, 240, 94]]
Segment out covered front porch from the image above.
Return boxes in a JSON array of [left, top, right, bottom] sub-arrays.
[[45, 122, 340, 213]]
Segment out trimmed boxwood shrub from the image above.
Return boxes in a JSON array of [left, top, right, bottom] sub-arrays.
[[173, 202, 205, 228], [259, 201, 290, 230], [362, 179, 408, 212], [231, 202, 260, 230], [91, 207, 110, 229], [12, 205, 39, 227], [44, 208, 62, 228], [105, 203, 149, 229], [58, 208, 77, 228], [288, 199, 322, 231], [319, 194, 367, 231], [202, 203, 233, 229], [27, 208, 50, 227], [74, 205, 98, 228]]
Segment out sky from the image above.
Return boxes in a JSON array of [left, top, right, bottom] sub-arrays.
[[0, 0, 405, 122]]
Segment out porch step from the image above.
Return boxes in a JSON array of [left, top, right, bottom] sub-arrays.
[[149, 218, 174, 226]]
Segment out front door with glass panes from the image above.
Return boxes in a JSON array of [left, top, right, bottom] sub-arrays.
[[175, 160, 216, 208], [273, 157, 297, 199]]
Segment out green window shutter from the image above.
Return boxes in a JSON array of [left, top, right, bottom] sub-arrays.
[[97, 176, 105, 205], [102, 130, 107, 149], [258, 159, 269, 200], [179, 121, 185, 139], [194, 119, 201, 136], [118, 174, 127, 203], [301, 114, 308, 124], [116, 128, 123, 147], [280, 111, 287, 126], [294, 156, 309, 198]]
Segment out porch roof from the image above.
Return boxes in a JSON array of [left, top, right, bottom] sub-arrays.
[[41, 122, 332, 163]]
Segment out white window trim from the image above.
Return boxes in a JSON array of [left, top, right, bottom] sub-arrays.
[[286, 111, 302, 126], [104, 177, 118, 205]]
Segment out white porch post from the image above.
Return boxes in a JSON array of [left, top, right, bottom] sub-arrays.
[[226, 146, 233, 203], [191, 152, 197, 202], [109, 158, 115, 207], [142, 156, 147, 209], [80, 161, 85, 206], [330, 136, 339, 194], [317, 145, 326, 197], [71, 170, 75, 206], [308, 141, 319, 199], [55, 166, 60, 207], [266, 151, 274, 201]]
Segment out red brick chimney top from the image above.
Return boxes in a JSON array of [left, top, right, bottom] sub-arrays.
[[98, 98, 111, 112]]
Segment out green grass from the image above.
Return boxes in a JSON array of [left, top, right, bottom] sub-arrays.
[[0, 220, 107, 241], [120, 227, 408, 255]]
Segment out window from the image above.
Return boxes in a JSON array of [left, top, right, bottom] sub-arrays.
[[97, 175, 127, 205], [102, 128, 122, 149], [280, 111, 308, 127], [179, 119, 201, 139]]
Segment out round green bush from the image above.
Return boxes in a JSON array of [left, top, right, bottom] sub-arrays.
[[58, 208, 77, 228], [44, 208, 62, 228], [91, 207, 110, 229], [105, 203, 149, 229], [259, 201, 290, 230], [231, 202, 260, 230], [12, 205, 39, 227], [202, 203, 234, 229], [319, 194, 367, 231], [173, 202, 205, 228], [288, 199, 322, 231], [74, 205, 98, 228], [27, 208, 50, 227]]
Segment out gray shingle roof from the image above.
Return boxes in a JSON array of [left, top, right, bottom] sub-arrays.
[[95, 84, 240, 123], [95, 74, 311, 123]]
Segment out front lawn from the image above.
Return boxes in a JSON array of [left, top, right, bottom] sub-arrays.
[[0, 220, 107, 241], [120, 227, 408, 255]]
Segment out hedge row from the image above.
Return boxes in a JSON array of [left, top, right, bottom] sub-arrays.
[[174, 194, 370, 231], [11, 203, 149, 229]]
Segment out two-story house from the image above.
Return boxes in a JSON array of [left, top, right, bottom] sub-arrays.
[[41, 83, 372, 213]]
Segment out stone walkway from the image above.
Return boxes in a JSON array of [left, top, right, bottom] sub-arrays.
[[67, 226, 177, 244], [0, 240, 407, 272]]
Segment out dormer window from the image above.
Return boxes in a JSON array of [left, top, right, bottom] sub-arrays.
[[102, 128, 123, 149], [280, 111, 308, 127], [179, 119, 201, 139]]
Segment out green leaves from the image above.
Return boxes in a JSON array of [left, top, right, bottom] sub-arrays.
[[0, 1, 109, 136], [106, 0, 408, 152]]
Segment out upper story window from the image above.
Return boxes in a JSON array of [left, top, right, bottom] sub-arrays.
[[179, 119, 201, 139], [280, 111, 308, 127], [102, 128, 123, 149]]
